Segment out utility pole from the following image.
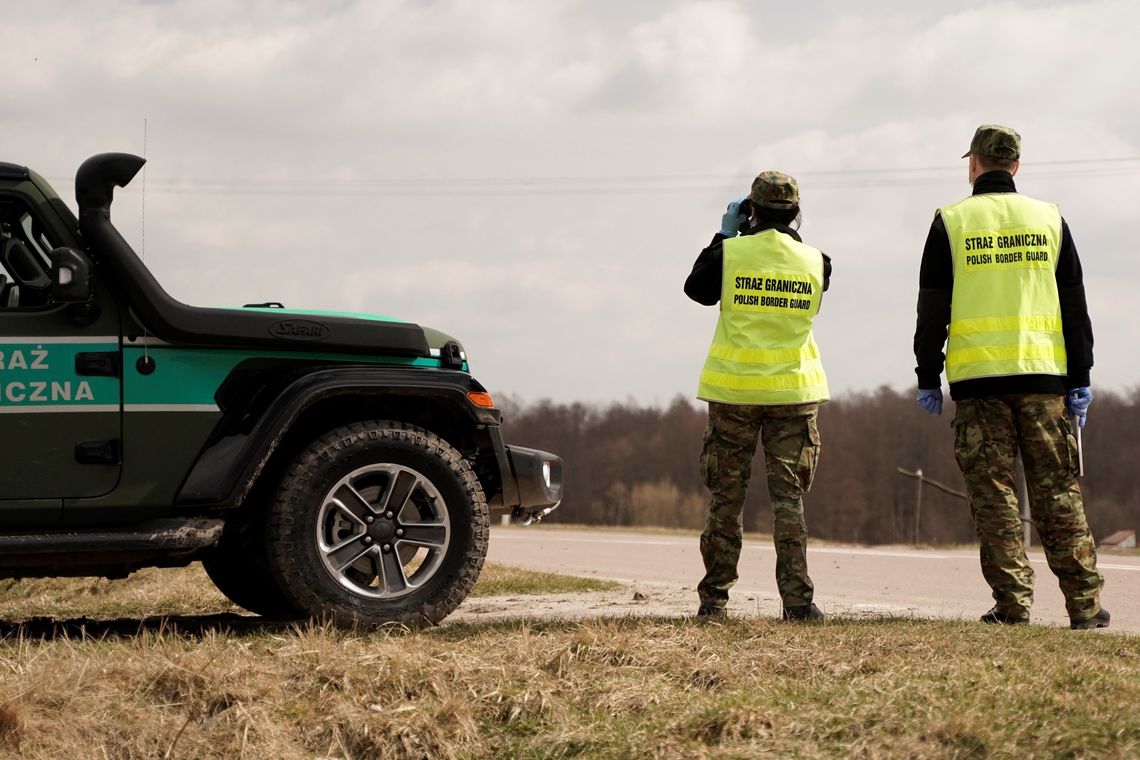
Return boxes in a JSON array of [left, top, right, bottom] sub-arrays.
[[896, 467, 967, 545], [913, 468, 924, 545], [1015, 453, 1031, 545]]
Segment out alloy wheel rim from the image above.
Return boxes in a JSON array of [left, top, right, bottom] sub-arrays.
[[316, 463, 451, 600]]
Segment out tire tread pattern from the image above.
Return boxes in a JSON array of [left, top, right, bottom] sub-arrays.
[[266, 421, 489, 628]]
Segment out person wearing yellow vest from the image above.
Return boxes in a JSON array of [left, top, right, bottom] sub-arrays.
[[685, 171, 830, 621], [913, 124, 1108, 629]]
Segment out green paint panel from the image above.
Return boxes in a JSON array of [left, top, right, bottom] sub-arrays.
[[0, 337, 122, 502], [123, 347, 237, 407], [64, 410, 222, 523], [0, 410, 121, 500], [0, 499, 62, 529], [0, 341, 119, 409], [123, 346, 445, 405]]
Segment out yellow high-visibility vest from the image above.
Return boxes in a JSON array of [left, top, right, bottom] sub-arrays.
[[697, 230, 829, 405], [941, 192, 1066, 383]]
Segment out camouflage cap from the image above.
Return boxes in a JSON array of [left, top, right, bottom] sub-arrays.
[[749, 171, 799, 208], [962, 124, 1021, 160]]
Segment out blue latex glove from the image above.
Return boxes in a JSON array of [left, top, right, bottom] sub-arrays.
[[1067, 386, 1093, 428], [916, 388, 943, 416], [719, 197, 748, 237]]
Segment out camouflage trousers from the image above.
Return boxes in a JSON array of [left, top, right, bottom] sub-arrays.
[[953, 394, 1103, 621], [698, 401, 821, 610]]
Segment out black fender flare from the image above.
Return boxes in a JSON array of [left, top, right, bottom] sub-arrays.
[[176, 365, 505, 508]]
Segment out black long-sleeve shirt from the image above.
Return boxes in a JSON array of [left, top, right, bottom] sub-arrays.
[[684, 222, 832, 306], [913, 171, 1093, 398]]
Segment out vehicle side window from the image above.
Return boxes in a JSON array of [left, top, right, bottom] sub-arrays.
[[0, 201, 54, 310]]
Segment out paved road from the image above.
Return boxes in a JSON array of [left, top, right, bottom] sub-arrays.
[[488, 526, 1140, 633]]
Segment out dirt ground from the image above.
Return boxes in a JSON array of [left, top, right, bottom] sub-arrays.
[[452, 580, 906, 625], [454, 581, 687, 624]]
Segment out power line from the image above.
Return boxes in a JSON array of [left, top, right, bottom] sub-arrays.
[[43, 155, 1140, 197]]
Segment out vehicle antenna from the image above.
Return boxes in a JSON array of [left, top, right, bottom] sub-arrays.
[[141, 117, 147, 261], [141, 117, 151, 363]]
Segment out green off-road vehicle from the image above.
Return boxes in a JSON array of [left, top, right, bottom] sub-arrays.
[[0, 153, 562, 626]]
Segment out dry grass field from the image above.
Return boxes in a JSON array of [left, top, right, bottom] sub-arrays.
[[0, 564, 1135, 759]]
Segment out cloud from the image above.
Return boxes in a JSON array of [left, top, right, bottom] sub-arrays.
[[2, 0, 1138, 404]]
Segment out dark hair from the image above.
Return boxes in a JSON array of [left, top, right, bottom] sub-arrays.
[[976, 155, 1017, 173], [754, 204, 800, 226]]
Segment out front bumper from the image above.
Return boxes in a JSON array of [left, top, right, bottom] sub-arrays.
[[504, 445, 563, 524], [487, 432, 563, 524]]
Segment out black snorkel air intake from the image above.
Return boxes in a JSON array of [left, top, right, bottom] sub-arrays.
[[76, 152, 146, 220], [74, 152, 430, 356], [76, 153, 166, 310]]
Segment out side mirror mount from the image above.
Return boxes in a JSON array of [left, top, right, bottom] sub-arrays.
[[49, 247, 93, 304]]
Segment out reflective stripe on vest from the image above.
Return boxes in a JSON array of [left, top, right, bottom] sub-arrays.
[[941, 192, 1066, 383], [697, 230, 829, 405]]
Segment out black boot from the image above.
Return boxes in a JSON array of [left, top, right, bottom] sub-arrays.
[[696, 603, 727, 619], [979, 606, 1029, 625], [1070, 607, 1110, 630], [781, 603, 823, 622]]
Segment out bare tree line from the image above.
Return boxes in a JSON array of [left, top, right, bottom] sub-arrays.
[[499, 388, 1139, 545]]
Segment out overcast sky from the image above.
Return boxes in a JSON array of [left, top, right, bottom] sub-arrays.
[[4, 0, 1138, 405]]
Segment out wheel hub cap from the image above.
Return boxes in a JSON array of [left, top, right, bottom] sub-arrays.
[[370, 520, 396, 542]]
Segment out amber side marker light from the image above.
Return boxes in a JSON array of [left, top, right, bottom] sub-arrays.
[[467, 391, 496, 409]]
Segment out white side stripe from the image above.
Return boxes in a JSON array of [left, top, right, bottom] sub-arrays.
[[123, 337, 170, 346], [0, 405, 120, 414], [124, 404, 220, 413], [0, 336, 119, 344], [0, 404, 220, 414]]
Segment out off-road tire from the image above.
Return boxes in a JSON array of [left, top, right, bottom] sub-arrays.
[[265, 421, 489, 628], [202, 517, 303, 618]]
